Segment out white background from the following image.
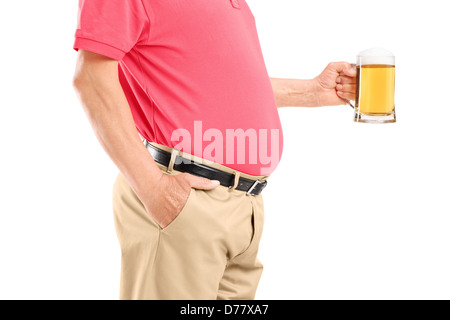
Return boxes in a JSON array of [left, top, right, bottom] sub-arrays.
[[0, 0, 449, 300]]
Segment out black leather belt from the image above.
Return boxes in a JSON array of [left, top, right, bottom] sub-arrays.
[[144, 141, 268, 196]]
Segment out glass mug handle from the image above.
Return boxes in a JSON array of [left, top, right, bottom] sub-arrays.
[[342, 63, 356, 109]]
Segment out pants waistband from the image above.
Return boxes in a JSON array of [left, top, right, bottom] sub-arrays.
[[146, 141, 271, 182]]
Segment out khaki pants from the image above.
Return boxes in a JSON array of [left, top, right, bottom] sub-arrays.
[[112, 143, 267, 300]]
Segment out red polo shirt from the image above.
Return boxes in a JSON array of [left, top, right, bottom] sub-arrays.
[[74, 0, 283, 176]]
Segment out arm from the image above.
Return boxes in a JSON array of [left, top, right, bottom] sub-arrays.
[[72, 50, 219, 228], [270, 62, 356, 108]]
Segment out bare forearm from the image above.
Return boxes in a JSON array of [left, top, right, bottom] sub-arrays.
[[270, 62, 357, 108], [270, 78, 320, 108], [73, 56, 162, 196]]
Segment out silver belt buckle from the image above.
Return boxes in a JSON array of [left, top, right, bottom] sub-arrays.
[[246, 180, 268, 196]]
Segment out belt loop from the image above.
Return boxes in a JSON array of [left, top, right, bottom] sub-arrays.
[[167, 148, 179, 173], [228, 171, 241, 191]]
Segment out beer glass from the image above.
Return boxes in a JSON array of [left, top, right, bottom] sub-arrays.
[[352, 48, 396, 123]]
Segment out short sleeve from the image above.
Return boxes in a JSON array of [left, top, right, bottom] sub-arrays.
[[73, 0, 150, 60]]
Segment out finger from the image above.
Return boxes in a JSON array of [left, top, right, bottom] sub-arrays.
[[185, 173, 220, 190], [328, 61, 356, 77], [336, 75, 356, 85], [341, 65, 357, 77], [336, 90, 356, 101], [336, 84, 356, 93]]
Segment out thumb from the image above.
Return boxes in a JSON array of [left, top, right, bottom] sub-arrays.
[[186, 174, 221, 190], [330, 61, 356, 77]]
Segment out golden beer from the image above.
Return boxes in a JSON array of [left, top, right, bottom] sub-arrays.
[[354, 48, 396, 123]]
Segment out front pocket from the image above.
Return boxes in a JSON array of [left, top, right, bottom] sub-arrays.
[[161, 187, 195, 232]]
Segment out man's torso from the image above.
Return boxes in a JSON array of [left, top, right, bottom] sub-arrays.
[[76, 0, 283, 175]]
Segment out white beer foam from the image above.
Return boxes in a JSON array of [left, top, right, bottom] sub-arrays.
[[357, 47, 395, 66]]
